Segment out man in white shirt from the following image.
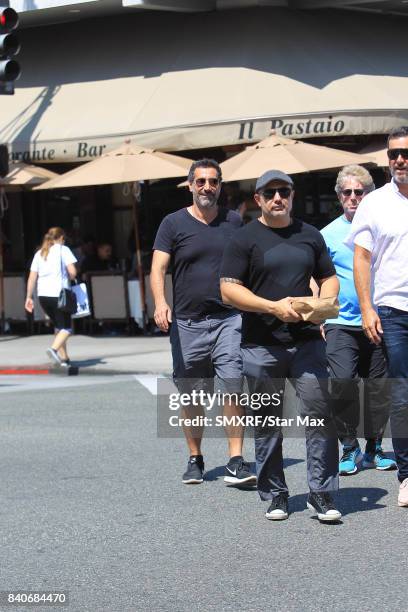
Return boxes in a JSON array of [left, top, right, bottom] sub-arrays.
[[345, 126, 408, 508]]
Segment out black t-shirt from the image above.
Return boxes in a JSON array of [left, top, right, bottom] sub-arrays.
[[153, 207, 242, 318], [220, 218, 336, 346]]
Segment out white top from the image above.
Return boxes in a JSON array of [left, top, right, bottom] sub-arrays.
[[30, 244, 77, 297], [344, 179, 408, 312]]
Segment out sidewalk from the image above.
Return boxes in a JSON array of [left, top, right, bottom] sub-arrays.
[[0, 334, 173, 374]]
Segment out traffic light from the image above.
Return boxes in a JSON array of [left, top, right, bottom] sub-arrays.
[[0, 6, 21, 95]]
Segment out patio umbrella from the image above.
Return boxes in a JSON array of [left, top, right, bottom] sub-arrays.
[[0, 162, 59, 331], [220, 134, 375, 182], [358, 142, 388, 167], [34, 141, 193, 330], [1, 162, 58, 190]]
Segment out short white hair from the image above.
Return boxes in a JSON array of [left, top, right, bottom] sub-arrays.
[[335, 165, 375, 196]]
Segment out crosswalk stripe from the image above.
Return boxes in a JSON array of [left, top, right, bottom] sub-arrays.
[[133, 374, 162, 395]]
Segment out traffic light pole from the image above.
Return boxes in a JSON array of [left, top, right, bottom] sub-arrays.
[[0, 144, 8, 333], [0, 188, 6, 334], [0, 80, 14, 94]]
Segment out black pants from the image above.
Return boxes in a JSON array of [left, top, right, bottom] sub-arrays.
[[39, 296, 72, 331], [325, 324, 390, 453], [242, 340, 338, 500]]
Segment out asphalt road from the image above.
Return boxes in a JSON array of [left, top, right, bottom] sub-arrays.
[[0, 375, 406, 612]]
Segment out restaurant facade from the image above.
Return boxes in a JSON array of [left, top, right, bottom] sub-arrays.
[[1, 1, 407, 273]]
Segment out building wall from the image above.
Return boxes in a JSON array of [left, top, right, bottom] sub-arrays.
[[1, 6, 400, 270]]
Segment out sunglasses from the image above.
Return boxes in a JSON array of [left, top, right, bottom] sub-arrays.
[[261, 187, 292, 199], [341, 189, 365, 197], [387, 148, 408, 161], [194, 178, 220, 187]]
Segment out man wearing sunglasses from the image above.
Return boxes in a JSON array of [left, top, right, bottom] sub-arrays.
[[321, 165, 396, 476], [220, 169, 341, 523], [346, 126, 408, 508], [151, 159, 256, 487]]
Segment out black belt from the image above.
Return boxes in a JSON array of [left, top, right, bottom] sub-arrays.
[[175, 311, 235, 322]]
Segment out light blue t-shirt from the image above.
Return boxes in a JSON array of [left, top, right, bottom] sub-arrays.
[[320, 215, 361, 326]]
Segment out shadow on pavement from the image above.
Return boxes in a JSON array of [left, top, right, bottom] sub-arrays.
[[71, 358, 107, 368], [283, 457, 304, 468], [338, 486, 389, 515], [289, 486, 388, 517]]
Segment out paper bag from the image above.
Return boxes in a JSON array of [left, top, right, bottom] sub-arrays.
[[292, 296, 339, 324]]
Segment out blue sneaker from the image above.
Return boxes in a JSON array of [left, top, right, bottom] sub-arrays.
[[339, 446, 362, 475], [363, 445, 397, 471]]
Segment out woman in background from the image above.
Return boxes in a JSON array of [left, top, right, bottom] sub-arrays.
[[25, 227, 77, 366]]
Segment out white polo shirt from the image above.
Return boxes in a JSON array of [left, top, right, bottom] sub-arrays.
[[30, 244, 77, 297], [344, 179, 408, 312]]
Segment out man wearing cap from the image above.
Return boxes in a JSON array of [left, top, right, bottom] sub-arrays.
[[346, 126, 408, 508], [151, 158, 256, 487], [220, 169, 341, 522]]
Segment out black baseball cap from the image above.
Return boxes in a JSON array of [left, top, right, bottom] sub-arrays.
[[255, 170, 294, 192]]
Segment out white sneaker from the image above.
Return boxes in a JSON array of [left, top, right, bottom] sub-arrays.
[[265, 494, 289, 521], [46, 348, 62, 365], [398, 478, 408, 507]]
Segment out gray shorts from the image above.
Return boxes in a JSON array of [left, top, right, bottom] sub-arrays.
[[170, 312, 242, 394]]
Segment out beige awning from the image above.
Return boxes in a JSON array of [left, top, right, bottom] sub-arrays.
[[2, 8, 408, 163]]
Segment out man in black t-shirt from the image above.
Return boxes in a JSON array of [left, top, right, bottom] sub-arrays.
[[220, 169, 341, 523], [151, 159, 256, 487]]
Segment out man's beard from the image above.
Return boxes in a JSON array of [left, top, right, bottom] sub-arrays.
[[194, 193, 218, 208], [391, 168, 408, 184]]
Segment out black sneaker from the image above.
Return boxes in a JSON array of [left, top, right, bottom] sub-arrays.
[[307, 492, 342, 522], [265, 493, 289, 521], [224, 456, 257, 485], [182, 456, 204, 484]]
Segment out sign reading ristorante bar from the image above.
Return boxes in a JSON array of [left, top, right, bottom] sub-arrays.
[[9, 142, 108, 163], [6, 112, 407, 163]]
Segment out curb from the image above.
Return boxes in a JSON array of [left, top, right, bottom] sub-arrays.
[[0, 366, 170, 377], [0, 368, 50, 375]]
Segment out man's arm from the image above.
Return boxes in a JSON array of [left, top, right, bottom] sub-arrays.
[[150, 250, 172, 331], [353, 245, 382, 345], [315, 274, 339, 299], [220, 279, 301, 323], [313, 274, 339, 333], [309, 277, 320, 298], [25, 271, 38, 313]]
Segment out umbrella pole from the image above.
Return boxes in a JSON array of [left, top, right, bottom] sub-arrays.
[[131, 191, 148, 333]]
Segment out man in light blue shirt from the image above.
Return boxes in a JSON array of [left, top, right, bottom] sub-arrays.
[[321, 165, 396, 475]]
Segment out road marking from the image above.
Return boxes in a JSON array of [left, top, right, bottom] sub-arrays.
[[0, 375, 134, 394], [0, 374, 171, 395], [133, 374, 161, 395]]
